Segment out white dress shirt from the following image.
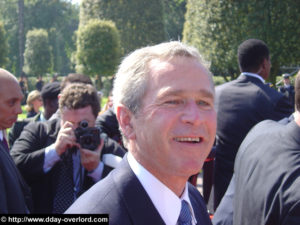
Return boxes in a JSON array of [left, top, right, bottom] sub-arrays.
[[241, 72, 265, 83], [0, 130, 4, 141], [43, 144, 104, 198], [128, 152, 197, 225]]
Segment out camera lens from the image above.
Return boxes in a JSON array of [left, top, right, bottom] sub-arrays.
[[84, 136, 92, 145], [80, 120, 89, 128]]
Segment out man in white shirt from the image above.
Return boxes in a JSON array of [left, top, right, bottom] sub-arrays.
[[66, 41, 216, 225], [0, 68, 32, 213]]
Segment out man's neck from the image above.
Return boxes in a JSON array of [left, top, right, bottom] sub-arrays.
[[130, 151, 187, 197]]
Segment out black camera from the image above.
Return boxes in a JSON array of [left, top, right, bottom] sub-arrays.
[[74, 120, 101, 151]]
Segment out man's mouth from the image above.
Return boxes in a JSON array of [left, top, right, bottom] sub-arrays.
[[174, 137, 203, 143]]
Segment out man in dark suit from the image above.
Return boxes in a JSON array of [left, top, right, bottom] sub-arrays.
[[66, 41, 216, 224], [232, 72, 300, 224], [0, 68, 32, 213], [96, 107, 123, 147], [213, 39, 293, 210], [278, 73, 295, 106], [11, 83, 125, 213]]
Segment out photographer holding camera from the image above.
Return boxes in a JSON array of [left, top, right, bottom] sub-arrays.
[[10, 83, 125, 214]]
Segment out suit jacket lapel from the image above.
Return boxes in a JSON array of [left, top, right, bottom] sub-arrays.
[[113, 155, 166, 225]]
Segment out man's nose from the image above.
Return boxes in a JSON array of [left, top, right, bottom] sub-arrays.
[[15, 103, 22, 115], [181, 101, 203, 125]]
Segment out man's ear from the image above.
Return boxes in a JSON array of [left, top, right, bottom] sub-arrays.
[[116, 105, 136, 140]]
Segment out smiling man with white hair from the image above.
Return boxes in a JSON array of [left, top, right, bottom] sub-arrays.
[[66, 41, 216, 225]]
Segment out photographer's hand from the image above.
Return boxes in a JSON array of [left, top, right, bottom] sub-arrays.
[[80, 138, 104, 171], [55, 121, 78, 156]]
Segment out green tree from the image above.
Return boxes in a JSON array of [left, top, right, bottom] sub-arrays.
[[0, 1, 19, 74], [24, 0, 79, 75], [0, 21, 8, 67], [183, 0, 300, 84], [162, 0, 186, 41], [76, 19, 121, 89], [0, 0, 79, 76], [80, 0, 166, 54], [23, 29, 53, 77]]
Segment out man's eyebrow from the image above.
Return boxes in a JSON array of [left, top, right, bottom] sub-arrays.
[[158, 89, 214, 99]]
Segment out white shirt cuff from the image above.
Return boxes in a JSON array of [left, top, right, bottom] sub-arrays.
[[87, 161, 104, 182], [43, 143, 61, 173]]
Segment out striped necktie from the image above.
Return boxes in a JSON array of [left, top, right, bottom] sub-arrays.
[[178, 200, 193, 225]]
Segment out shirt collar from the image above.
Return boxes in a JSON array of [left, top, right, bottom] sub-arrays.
[[241, 72, 265, 83], [40, 112, 46, 122], [0, 130, 3, 141], [127, 152, 197, 225]]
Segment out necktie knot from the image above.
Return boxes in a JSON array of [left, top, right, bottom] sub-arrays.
[[178, 200, 192, 225]]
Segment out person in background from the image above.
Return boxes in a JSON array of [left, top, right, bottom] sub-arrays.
[[96, 90, 123, 147], [213, 39, 293, 210], [278, 73, 295, 106], [51, 73, 59, 83], [231, 71, 300, 225], [18, 75, 28, 105], [35, 76, 44, 91], [11, 83, 125, 213], [66, 41, 216, 225], [25, 90, 43, 118], [0, 68, 32, 213], [49, 73, 93, 120], [9, 81, 61, 147]]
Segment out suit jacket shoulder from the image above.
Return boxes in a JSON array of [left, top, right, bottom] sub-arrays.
[[67, 156, 212, 225], [234, 120, 300, 225], [66, 156, 165, 225]]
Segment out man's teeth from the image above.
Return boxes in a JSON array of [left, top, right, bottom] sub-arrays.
[[174, 137, 201, 143]]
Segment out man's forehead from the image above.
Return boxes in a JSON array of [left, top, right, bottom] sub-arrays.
[[0, 80, 23, 100]]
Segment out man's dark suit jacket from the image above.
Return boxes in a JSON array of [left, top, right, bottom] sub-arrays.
[[214, 74, 293, 209], [8, 112, 41, 147], [10, 118, 125, 213], [96, 107, 122, 146], [233, 120, 300, 225], [0, 144, 32, 213], [66, 155, 212, 225], [212, 115, 295, 225]]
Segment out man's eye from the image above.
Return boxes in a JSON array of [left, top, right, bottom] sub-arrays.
[[7, 100, 16, 107], [197, 100, 211, 107], [165, 100, 183, 105]]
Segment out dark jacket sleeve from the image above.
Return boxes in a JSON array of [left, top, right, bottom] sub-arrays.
[[96, 108, 122, 145], [10, 120, 55, 182]]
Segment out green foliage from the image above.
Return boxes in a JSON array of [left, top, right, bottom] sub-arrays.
[[183, 0, 300, 84], [76, 19, 121, 78], [80, 0, 166, 54], [213, 76, 227, 86], [162, 0, 186, 41], [0, 0, 79, 76], [23, 28, 53, 77], [0, 21, 8, 67], [0, 1, 18, 74], [24, 0, 79, 74]]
